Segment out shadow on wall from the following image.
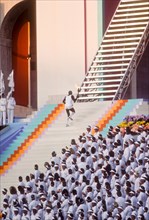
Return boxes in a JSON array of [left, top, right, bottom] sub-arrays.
[[103, 0, 120, 32], [137, 42, 149, 99], [0, 3, 4, 25], [0, 3, 4, 69]]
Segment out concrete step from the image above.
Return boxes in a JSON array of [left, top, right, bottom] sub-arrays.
[[0, 101, 112, 199], [130, 100, 149, 115]]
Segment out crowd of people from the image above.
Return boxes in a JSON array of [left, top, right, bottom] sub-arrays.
[[1, 118, 149, 219]]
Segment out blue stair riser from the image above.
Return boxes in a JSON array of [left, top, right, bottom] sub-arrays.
[[0, 104, 57, 166], [0, 128, 24, 154]]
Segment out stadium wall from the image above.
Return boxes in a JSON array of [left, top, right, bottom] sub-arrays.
[[36, 0, 101, 107]]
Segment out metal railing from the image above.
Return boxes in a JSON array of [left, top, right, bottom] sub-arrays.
[[113, 22, 149, 100]]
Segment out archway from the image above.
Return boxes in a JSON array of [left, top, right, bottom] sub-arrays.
[[0, 0, 37, 109], [12, 10, 30, 106]]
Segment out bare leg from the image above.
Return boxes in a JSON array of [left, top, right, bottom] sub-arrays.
[[69, 108, 75, 120], [66, 109, 70, 126]]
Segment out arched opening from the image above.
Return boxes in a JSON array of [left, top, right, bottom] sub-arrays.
[[12, 10, 30, 106], [0, 0, 37, 109]]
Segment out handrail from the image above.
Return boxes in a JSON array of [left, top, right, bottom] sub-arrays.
[[77, 0, 149, 102], [113, 22, 149, 100], [76, 0, 123, 102]]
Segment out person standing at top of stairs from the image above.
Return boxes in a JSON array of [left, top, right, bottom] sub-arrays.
[[0, 93, 7, 126], [63, 90, 77, 127], [7, 93, 16, 124]]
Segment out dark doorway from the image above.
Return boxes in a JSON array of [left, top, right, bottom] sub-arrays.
[[0, 0, 37, 108]]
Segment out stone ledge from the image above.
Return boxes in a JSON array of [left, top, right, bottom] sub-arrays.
[[14, 105, 33, 118]]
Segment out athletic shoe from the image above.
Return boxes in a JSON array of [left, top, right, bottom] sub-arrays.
[[69, 117, 73, 121]]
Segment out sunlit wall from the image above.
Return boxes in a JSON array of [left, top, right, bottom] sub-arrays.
[[36, 0, 102, 107], [0, 0, 103, 108]]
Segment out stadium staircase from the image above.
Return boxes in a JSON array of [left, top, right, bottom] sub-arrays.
[[0, 123, 26, 156], [0, 101, 111, 177], [0, 103, 64, 174], [100, 98, 143, 137], [77, 0, 149, 102], [131, 99, 149, 115], [1, 98, 146, 200]]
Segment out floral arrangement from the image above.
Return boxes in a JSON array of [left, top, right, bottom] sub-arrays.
[[118, 114, 149, 129]]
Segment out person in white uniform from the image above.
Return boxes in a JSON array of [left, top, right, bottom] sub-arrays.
[[0, 93, 7, 126], [7, 94, 16, 124], [63, 91, 77, 126]]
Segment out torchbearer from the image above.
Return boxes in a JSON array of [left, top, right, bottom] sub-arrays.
[[63, 90, 77, 127]]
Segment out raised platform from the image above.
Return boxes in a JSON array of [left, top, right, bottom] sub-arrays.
[[0, 125, 8, 131], [14, 105, 33, 118]]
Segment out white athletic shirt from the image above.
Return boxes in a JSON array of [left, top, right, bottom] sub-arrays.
[[7, 97, 16, 110], [0, 97, 7, 111], [65, 95, 74, 109]]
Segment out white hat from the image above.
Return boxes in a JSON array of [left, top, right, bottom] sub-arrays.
[[23, 207, 28, 211], [87, 125, 91, 129], [88, 209, 93, 213], [118, 206, 123, 210], [94, 126, 99, 130], [92, 155, 97, 159], [40, 195, 46, 199], [67, 213, 73, 219], [54, 164, 59, 167], [79, 168, 84, 173], [2, 188, 7, 193], [129, 138, 134, 142], [134, 141, 140, 145], [92, 213, 97, 217], [46, 206, 51, 210], [32, 207, 37, 210], [110, 169, 116, 173], [125, 199, 131, 204], [92, 200, 96, 204], [86, 134, 92, 138], [131, 211, 136, 217], [61, 161, 66, 166], [129, 190, 135, 195]]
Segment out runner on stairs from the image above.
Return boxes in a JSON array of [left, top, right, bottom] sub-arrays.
[[63, 90, 77, 127]]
